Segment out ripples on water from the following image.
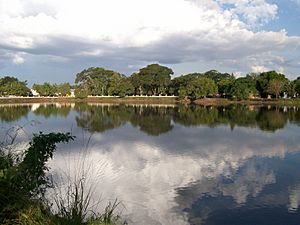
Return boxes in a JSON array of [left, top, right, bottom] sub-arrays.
[[1, 103, 300, 224]]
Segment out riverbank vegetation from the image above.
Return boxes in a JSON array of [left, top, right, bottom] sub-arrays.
[[1, 64, 300, 102], [0, 131, 126, 225]]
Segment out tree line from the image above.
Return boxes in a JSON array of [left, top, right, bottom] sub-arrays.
[[1, 64, 300, 100]]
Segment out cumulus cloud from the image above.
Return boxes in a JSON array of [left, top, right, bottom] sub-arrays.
[[217, 0, 278, 26], [0, 0, 299, 80], [12, 53, 25, 64]]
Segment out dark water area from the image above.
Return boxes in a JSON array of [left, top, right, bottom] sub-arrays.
[[1, 103, 300, 225]]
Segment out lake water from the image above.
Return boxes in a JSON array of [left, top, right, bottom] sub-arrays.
[[1, 103, 300, 225]]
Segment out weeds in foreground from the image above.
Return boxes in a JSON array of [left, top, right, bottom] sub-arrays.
[[0, 130, 127, 225]]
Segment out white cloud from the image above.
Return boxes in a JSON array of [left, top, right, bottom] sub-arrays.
[[217, 0, 278, 26], [251, 65, 269, 73], [0, 0, 299, 79], [12, 53, 25, 64]]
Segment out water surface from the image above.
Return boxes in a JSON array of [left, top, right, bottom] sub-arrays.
[[1, 103, 300, 225]]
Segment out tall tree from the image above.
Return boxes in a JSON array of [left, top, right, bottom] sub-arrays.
[[267, 79, 285, 99], [133, 64, 174, 96], [75, 67, 119, 96], [257, 71, 289, 98], [108, 73, 123, 96]]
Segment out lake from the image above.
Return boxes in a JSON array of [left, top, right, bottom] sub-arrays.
[[1, 103, 300, 225]]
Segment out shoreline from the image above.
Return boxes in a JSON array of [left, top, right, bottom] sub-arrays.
[[0, 96, 299, 106]]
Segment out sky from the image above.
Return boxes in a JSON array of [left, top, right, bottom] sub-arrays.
[[0, 0, 300, 85]]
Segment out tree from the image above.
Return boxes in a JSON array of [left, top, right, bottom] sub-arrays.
[[293, 76, 300, 96], [229, 76, 258, 100], [0, 76, 30, 96], [267, 79, 285, 99], [203, 70, 234, 83], [108, 73, 123, 96], [218, 78, 235, 97], [179, 77, 218, 99], [257, 71, 289, 98], [56, 83, 71, 96], [169, 74, 195, 96], [75, 67, 119, 96], [116, 78, 134, 97], [32, 83, 57, 96], [133, 64, 174, 96]]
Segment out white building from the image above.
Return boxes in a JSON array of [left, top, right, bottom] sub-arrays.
[[30, 89, 39, 96]]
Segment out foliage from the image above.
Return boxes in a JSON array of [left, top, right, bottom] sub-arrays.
[[0, 131, 125, 224], [256, 71, 289, 98], [179, 77, 218, 99], [203, 70, 234, 83], [228, 76, 258, 100], [293, 77, 300, 96], [217, 77, 235, 96], [75, 67, 120, 96], [131, 64, 174, 96], [267, 79, 285, 99], [169, 74, 195, 96], [0, 76, 31, 96], [32, 82, 58, 96], [170, 70, 233, 97], [57, 83, 71, 96], [116, 78, 134, 97], [0, 132, 74, 222]]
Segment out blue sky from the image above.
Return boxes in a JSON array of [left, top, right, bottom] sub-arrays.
[[0, 0, 299, 86]]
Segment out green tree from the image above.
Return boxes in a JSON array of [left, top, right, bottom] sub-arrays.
[[116, 78, 134, 97], [0, 76, 30, 96], [0, 132, 74, 222], [257, 71, 289, 98], [169, 74, 195, 96], [132, 64, 174, 96], [293, 76, 300, 96], [229, 76, 258, 100], [32, 83, 57, 96], [75, 67, 119, 96], [179, 77, 218, 99], [267, 79, 285, 99], [218, 78, 235, 97], [203, 70, 234, 83], [56, 83, 71, 96], [108, 73, 123, 96]]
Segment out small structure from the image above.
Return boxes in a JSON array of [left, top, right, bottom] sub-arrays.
[[70, 89, 75, 97], [30, 89, 39, 97]]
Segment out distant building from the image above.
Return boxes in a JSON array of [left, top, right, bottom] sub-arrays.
[[70, 89, 75, 97], [30, 89, 39, 96]]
